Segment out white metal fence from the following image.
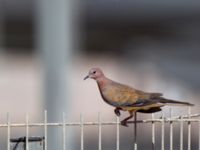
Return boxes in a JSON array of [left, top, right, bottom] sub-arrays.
[[1, 107, 200, 150]]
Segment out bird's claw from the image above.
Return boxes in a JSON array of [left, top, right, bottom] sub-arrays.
[[121, 120, 129, 127], [159, 116, 166, 119], [114, 108, 121, 116]]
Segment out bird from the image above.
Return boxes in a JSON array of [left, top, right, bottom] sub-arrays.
[[84, 68, 194, 127]]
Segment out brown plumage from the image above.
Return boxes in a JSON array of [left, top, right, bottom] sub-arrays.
[[84, 68, 194, 126]]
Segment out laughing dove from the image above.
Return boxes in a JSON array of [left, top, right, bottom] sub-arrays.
[[84, 68, 194, 126]]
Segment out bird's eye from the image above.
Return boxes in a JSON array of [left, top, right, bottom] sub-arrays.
[[93, 71, 96, 74]]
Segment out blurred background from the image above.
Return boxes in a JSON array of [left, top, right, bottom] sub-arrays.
[[0, 0, 200, 149]]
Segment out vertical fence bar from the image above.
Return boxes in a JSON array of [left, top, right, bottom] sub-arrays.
[[199, 116, 200, 150], [188, 107, 191, 150], [7, 113, 10, 150], [134, 112, 137, 150], [80, 114, 84, 150], [116, 116, 120, 150], [180, 116, 183, 150], [199, 117, 200, 150], [44, 110, 47, 150], [170, 108, 173, 150], [98, 113, 102, 150], [26, 113, 29, 150], [161, 111, 165, 150], [63, 112, 66, 150], [152, 114, 155, 150]]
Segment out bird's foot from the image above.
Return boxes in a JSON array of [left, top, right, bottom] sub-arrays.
[[114, 108, 121, 116], [159, 116, 166, 119], [121, 120, 129, 127]]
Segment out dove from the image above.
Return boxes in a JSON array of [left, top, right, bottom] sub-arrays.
[[84, 68, 194, 127]]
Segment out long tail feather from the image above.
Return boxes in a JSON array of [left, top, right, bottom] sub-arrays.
[[157, 97, 194, 106]]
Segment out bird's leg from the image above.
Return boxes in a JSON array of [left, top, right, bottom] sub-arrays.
[[121, 111, 134, 127], [114, 107, 121, 116]]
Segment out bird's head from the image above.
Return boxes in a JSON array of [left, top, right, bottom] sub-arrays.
[[84, 68, 104, 80]]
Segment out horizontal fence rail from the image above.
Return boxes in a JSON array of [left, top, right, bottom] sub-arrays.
[[2, 118, 200, 127], [1, 107, 200, 150]]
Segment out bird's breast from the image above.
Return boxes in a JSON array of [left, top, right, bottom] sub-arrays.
[[98, 85, 124, 107]]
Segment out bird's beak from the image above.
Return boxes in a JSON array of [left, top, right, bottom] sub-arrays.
[[84, 75, 89, 80]]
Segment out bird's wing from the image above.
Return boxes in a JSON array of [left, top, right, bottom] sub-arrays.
[[105, 82, 163, 107], [122, 99, 157, 107]]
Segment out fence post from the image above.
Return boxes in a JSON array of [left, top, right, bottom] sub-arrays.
[[161, 111, 165, 150], [134, 112, 137, 150], [180, 116, 183, 150], [199, 116, 200, 150], [152, 114, 155, 150], [26, 113, 29, 150], [63, 112, 66, 150], [44, 110, 47, 150], [7, 113, 10, 150], [188, 107, 191, 150], [170, 108, 173, 150], [98, 113, 102, 150], [80, 114, 84, 150], [116, 115, 120, 150]]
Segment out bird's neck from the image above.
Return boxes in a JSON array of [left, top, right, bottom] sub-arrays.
[[96, 77, 111, 88]]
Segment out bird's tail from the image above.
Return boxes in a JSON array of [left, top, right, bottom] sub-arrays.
[[156, 97, 194, 106]]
